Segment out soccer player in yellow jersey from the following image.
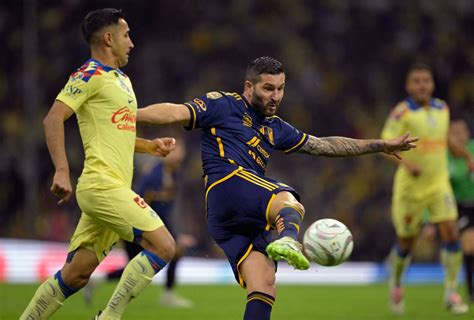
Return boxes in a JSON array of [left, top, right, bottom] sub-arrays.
[[20, 9, 177, 320], [381, 64, 469, 315]]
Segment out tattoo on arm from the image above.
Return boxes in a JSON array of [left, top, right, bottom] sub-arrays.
[[298, 135, 386, 157]]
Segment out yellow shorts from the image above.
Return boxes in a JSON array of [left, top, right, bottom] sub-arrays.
[[69, 187, 164, 262], [391, 183, 458, 238]]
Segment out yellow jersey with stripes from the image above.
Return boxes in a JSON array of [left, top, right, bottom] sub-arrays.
[[56, 59, 138, 191], [183, 91, 308, 180], [381, 97, 450, 194]]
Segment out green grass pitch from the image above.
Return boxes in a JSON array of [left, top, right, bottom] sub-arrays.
[[1, 283, 472, 319]]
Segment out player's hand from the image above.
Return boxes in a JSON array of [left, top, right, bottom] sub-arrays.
[[148, 137, 176, 157], [51, 170, 72, 205], [383, 132, 418, 160]]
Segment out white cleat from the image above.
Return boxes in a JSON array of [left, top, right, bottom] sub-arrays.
[[445, 292, 469, 315], [389, 286, 405, 315], [160, 290, 194, 308]]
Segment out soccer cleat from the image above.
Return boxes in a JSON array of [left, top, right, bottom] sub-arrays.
[[389, 286, 405, 315], [83, 280, 96, 306], [444, 292, 469, 314], [160, 290, 194, 308], [266, 236, 310, 270]]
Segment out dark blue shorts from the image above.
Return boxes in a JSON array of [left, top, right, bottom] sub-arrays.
[[458, 203, 474, 232], [206, 168, 300, 287]]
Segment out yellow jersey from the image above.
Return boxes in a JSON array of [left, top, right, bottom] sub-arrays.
[[381, 97, 450, 195], [56, 59, 138, 191]]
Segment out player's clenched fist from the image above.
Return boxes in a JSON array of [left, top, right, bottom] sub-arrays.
[[150, 137, 176, 157]]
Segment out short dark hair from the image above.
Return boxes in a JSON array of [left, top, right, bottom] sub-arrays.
[[406, 62, 433, 77], [81, 8, 125, 45], [246, 57, 284, 84]]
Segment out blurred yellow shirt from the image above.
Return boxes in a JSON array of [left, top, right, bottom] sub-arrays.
[[381, 97, 450, 197], [56, 59, 137, 191]]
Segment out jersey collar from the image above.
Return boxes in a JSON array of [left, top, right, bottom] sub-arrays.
[[405, 97, 438, 110], [87, 58, 125, 75]]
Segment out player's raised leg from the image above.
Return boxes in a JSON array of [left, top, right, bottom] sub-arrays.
[[20, 248, 99, 319], [98, 226, 175, 319], [240, 251, 276, 320], [438, 220, 469, 314], [265, 191, 309, 270]]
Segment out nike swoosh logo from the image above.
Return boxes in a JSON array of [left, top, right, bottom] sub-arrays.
[[128, 99, 134, 104]]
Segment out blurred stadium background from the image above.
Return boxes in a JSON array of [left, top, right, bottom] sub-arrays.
[[1, 0, 474, 319]]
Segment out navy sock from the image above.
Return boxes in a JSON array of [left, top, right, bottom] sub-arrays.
[[275, 206, 304, 240], [464, 254, 474, 297], [244, 291, 274, 320], [54, 270, 78, 298], [394, 243, 410, 258]]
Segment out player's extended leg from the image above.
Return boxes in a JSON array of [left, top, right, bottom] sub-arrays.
[[438, 220, 469, 314], [20, 248, 99, 319], [240, 250, 276, 320], [388, 237, 414, 314], [461, 226, 474, 303], [98, 226, 175, 320], [265, 191, 309, 270]]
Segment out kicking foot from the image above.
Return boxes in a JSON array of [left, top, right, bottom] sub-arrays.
[[389, 286, 405, 315], [266, 236, 310, 270], [160, 290, 194, 308], [445, 292, 469, 314]]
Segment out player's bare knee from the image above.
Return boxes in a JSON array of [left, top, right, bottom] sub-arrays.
[[272, 192, 305, 217], [148, 235, 176, 262], [61, 268, 93, 289]]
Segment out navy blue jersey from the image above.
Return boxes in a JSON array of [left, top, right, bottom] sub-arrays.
[[184, 91, 308, 179]]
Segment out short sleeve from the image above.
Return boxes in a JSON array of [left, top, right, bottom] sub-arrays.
[[381, 104, 408, 140], [183, 91, 230, 130], [272, 117, 308, 153], [56, 71, 93, 112]]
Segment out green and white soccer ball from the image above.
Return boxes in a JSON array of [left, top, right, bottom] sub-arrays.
[[303, 218, 353, 266]]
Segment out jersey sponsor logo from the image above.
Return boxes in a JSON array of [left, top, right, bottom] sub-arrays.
[[111, 107, 136, 132], [63, 84, 83, 99], [206, 91, 223, 99], [256, 144, 270, 158], [193, 98, 207, 111], [242, 113, 252, 127], [248, 149, 266, 169], [133, 196, 148, 208]]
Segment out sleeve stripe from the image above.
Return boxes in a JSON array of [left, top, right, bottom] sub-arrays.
[[184, 103, 196, 130], [284, 133, 308, 153]]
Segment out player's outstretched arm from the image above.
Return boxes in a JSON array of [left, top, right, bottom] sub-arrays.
[[137, 103, 190, 126], [298, 132, 418, 159], [43, 100, 75, 204]]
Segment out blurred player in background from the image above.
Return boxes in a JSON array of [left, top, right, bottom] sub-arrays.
[[88, 139, 195, 308], [137, 56, 417, 320], [381, 63, 470, 314], [20, 8, 177, 320], [448, 119, 474, 303]]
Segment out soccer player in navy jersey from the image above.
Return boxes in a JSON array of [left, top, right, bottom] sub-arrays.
[[138, 56, 417, 319]]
